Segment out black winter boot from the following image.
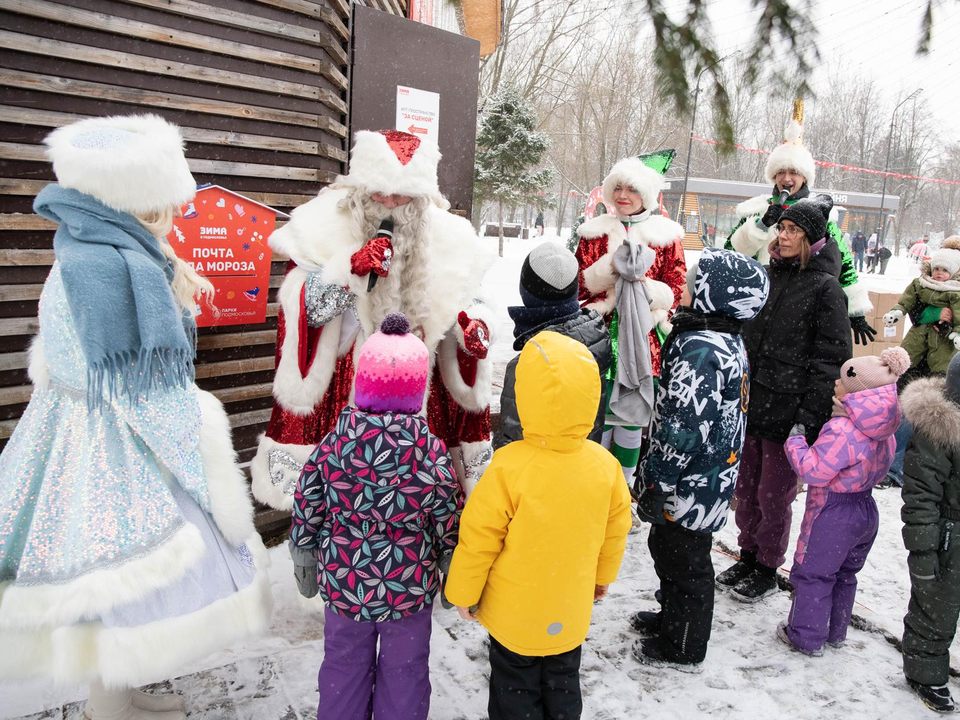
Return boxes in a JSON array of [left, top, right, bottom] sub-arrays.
[[716, 550, 757, 589], [907, 678, 956, 713], [631, 637, 703, 674], [628, 610, 662, 637], [731, 562, 778, 603]]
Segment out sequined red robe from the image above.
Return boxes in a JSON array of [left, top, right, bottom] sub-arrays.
[[575, 213, 686, 377]]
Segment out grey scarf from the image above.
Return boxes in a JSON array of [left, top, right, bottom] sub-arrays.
[[608, 240, 655, 426]]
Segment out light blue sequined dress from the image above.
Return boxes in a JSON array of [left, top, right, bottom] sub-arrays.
[[0, 263, 271, 686]]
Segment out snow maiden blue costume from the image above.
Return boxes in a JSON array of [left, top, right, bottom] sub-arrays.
[[0, 115, 272, 694]]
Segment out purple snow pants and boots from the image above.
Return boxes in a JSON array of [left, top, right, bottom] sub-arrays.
[[785, 492, 880, 653], [734, 435, 799, 569], [318, 606, 433, 720]]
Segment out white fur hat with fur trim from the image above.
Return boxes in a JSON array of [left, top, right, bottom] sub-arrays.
[[340, 129, 441, 200], [765, 99, 817, 186], [601, 158, 664, 216], [44, 114, 196, 215]]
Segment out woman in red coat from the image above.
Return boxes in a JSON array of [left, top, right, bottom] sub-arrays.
[[574, 153, 686, 481]]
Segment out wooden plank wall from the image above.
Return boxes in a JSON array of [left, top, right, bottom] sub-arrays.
[[0, 0, 408, 531]]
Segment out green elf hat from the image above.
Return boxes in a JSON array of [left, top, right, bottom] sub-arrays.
[[638, 148, 676, 176]]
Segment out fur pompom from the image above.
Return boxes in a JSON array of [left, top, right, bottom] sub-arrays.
[[942, 236, 960, 251], [880, 346, 911, 377]]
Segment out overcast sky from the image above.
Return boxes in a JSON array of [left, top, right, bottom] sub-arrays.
[[700, 0, 960, 149]]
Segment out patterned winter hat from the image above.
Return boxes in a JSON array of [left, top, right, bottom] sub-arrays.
[[519, 242, 579, 306], [840, 346, 911, 394], [930, 236, 960, 276], [779, 193, 833, 243], [354, 313, 429, 414]]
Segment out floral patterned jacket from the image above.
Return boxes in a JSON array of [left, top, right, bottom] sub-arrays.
[[290, 406, 462, 621]]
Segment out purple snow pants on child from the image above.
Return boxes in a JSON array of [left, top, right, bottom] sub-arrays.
[[785, 491, 879, 653], [735, 435, 799, 569], [318, 606, 432, 720]]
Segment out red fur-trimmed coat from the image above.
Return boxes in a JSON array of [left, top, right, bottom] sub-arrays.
[[575, 212, 686, 377], [250, 187, 497, 512]]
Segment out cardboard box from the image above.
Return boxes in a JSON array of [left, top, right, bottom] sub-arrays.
[[868, 291, 903, 321]]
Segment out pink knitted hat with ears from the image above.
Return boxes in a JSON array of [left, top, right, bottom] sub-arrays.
[[354, 313, 429, 414], [840, 347, 911, 394]]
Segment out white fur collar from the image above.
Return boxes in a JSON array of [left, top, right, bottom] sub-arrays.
[[736, 194, 771, 218], [577, 213, 682, 249]]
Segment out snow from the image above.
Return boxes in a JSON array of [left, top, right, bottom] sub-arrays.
[[3, 236, 945, 719]]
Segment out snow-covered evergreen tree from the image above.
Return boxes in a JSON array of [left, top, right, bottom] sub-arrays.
[[474, 86, 553, 256]]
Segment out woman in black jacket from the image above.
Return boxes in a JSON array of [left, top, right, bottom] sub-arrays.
[[717, 194, 852, 602]]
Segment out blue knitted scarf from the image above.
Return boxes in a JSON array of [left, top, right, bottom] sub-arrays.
[[34, 185, 196, 411]]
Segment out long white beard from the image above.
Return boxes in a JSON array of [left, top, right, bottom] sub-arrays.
[[360, 198, 431, 335]]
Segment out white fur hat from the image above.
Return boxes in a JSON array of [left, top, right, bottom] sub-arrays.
[[340, 130, 441, 200], [766, 100, 817, 186], [601, 157, 664, 215], [44, 114, 196, 215], [931, 238, 960, 276]]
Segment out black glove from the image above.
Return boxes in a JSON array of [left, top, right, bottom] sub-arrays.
[[636, 491, 669, 525], [760, 203, 785, 228], [290, 543, 320, 599], [850, 315, 878, 346]]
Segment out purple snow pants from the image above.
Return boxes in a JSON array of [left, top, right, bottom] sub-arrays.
[[785, 491, 879, 653], [734, 434, 799, 569], [317, 606, 433, 720]]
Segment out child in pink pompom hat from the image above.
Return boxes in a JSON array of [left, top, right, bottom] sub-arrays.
[[778, 347, 911, 656], [289, 313, 462, 720]]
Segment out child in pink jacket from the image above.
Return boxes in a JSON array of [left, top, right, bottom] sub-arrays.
[[779, 347, 911, 656]]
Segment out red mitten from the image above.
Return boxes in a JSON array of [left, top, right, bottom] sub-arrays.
[[350, 235, 393, 278], [458, 311, 490, 359]]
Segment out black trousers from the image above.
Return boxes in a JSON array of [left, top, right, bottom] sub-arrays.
[[648, 522, 715, 663], [488, 636, 582, 720]]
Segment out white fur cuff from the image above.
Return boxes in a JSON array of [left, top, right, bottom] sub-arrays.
[[250, 434, 315, 511], [844, 280, 874, 317]]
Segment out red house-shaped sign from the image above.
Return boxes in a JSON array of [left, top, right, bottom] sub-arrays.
[[167, 185, 288, 328]]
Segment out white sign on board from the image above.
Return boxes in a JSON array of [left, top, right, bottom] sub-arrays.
[[396, 85, 440, 143]]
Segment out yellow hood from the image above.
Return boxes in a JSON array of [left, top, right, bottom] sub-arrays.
[[516, 331, 600, 453]]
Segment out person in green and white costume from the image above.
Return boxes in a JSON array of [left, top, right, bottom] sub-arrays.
[[724, 99, 877, 345]]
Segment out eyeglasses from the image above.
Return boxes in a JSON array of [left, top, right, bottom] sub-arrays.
[[776, 224, 805, 238]]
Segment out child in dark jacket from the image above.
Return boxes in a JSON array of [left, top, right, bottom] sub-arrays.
[[779, 347, 910, 657], [633, 248, 769, 672], [288, 313, 462, 720], [899, 351, 960, 713], [497, 242, 611, 448]]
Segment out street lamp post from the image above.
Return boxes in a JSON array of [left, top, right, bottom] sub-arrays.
[[879, 88, 922, 256], [678, 52, 738, 231]]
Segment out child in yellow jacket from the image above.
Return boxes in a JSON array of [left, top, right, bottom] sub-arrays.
[[445, 330, 632, 720]]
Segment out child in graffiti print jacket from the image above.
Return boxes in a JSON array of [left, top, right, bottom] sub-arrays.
[[632, 248, 769, 671], [288, 313, 462, 720]]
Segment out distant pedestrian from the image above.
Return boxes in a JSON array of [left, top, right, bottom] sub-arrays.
[[535, 210, 545, 236], [878, 242, 893, 275], [866, 233, 878, 273], [852, 231, 867, 272]]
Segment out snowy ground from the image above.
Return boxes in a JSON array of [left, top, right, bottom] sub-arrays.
[[3, 234, 942, 719]]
